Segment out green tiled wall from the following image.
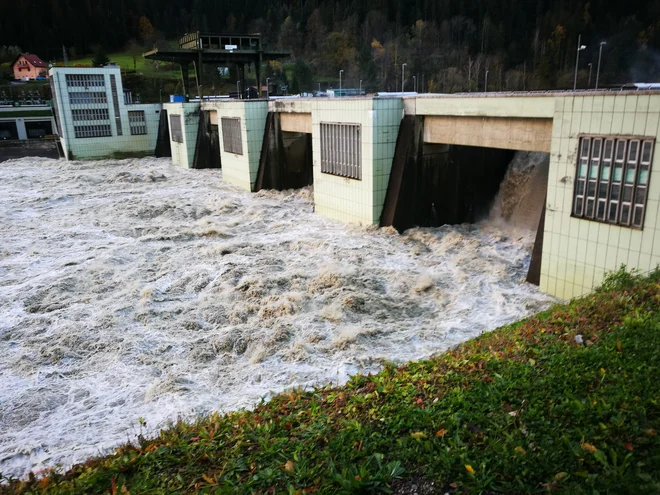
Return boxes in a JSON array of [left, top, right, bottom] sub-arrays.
[[540, 94, 660, 299]]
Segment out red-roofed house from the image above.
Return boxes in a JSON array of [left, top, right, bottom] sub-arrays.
[[12, 53, 48, 80]]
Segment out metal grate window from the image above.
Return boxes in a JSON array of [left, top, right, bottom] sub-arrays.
[[109, 74, 122, 136], [68, 92, 108, 105], [170, 114, 183, 143], [221, 117, 243, 155], [573, 136, 653, 229], [320, 122, 361, 180], [73, 124, 112, 139], [128, 110, 147, 135], [71, 108, 110, 121], [65, 74, 105, 88]]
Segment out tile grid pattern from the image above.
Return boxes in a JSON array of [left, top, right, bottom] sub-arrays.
[[202, 100, 268, 191], [312, 98, 403, 225], [540, 94, 660, 299], [50, 67, 160, 160], [162, 102, 200, 168]]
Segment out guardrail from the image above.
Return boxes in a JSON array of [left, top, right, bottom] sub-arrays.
[[0, 90, 49, 106]]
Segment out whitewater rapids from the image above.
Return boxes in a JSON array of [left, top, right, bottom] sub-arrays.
[[0, 157, 554, 479]]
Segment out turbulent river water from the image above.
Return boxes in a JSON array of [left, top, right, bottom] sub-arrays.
[[0, 156, 554, 479]]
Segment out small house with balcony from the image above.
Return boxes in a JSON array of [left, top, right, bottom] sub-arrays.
[[12, 53, 48, 80]]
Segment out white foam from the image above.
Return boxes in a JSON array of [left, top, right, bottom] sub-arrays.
[[0, 157, 555, 479]]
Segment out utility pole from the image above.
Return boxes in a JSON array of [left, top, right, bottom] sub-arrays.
[[595, 41, 607, 89], [339, 69, 344, 96], [401, 63, 407, 92], [574, 34, 587, 91], [588, 63, 593, 88], [468, 59, 472, 92], [485, 70, 489, 92]]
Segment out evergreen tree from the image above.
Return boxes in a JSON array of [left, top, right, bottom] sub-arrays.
[[92, 47, 110, 67]]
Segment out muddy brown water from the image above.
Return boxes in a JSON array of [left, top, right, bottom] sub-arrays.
[[0, 155, 554, 478]]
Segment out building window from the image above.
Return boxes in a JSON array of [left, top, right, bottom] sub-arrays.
[[573, 136, 654, 229], [0, 122, 19, 140], [71, 108, 110, 121], [65, 74, 105, 88], [320, 122, 361, 180], [68, 92, 107, 105], [170, 114, 183, 143], [221, 117, 243, 155], [128, 110, 147, 135], [73, 124, 112, 139], [25, 120, 53, 139], [109, 75, 122, 136]]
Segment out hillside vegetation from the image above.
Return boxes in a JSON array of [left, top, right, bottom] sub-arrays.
[[64, 53, 179, 79], [2, 0, 660, 93], [3, 267, 659, 494]]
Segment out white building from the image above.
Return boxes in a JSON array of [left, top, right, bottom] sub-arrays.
[[48, 66, 161, 160]]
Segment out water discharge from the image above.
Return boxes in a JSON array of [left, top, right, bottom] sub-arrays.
[[489, 151, 549, 229], [0, 156, 554, 479]]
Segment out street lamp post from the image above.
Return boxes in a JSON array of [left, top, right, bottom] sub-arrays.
[[485, 70, 489, 92], [339, 69, 344, 97], [413, 75, 416, 93], [574, 34, 587, 91], [401, 63, 407, 92], [596, 41, 607, 90], [359, 79, 362, 94], [588, 63, 593, 88], [266, 77, 270, 98]]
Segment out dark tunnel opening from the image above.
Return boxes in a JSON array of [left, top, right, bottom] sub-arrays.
[[279, 131, 313, 189], [193, 110, 221, 169], [255, 113, 313, 192], [388, 143, 515, 232], [381, 115, 551, 285]]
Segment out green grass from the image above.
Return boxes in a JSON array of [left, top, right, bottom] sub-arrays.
[[3, 267, 660, 494], [64, 52, 180, 79]]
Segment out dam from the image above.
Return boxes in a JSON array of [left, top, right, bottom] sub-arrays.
[[1, 66, 656, 478], [48, 65, 660, 301]]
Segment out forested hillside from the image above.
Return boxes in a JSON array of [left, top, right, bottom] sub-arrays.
[[2, 0, 660, 92]]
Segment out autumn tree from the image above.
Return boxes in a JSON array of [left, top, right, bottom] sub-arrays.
[[139, 16, 156, 48]]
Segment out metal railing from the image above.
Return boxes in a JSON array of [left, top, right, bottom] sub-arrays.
[[0, 90, 48, 106]]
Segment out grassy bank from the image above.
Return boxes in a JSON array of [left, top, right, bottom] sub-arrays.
[[65, 53, 179, 80], [3, 268, 659, 494]]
